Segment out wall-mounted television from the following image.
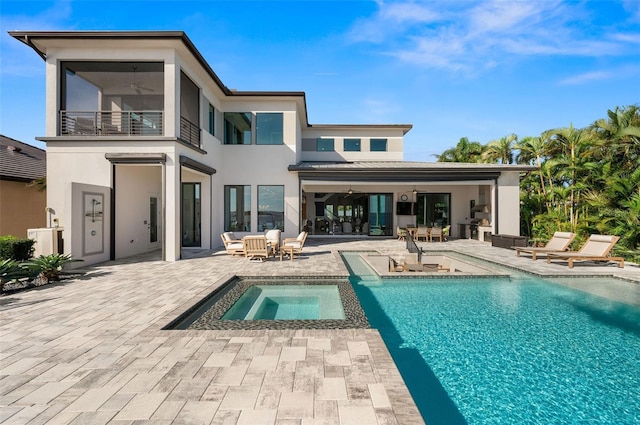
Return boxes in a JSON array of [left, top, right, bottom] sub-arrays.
[[396, 202, 415, 215]]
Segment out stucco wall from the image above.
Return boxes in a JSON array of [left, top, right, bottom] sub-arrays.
[[0, 180, 46, 237], [497, 171, 521, 235], [115, 165, 162, 259]]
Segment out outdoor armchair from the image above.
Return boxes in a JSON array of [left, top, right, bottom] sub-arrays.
[[220, 232, 244, 255], [280, 231, 308, 261], [242, 235, 272, 262]]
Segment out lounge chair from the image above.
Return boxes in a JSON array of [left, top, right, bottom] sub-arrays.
[[280, 231, 308, 261], [242, 235, 272, 262], [515, 231, 576, 260], [546, 235, 624, 268], [220, 232, 244, 255]]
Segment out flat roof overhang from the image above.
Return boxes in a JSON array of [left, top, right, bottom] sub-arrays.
[[290, 162, 535, 182], [9, 30, 410, 134]]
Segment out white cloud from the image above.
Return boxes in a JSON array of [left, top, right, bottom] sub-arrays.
[[559, 71, 613, 86], [348, 0, 640, 73], [347, 1, 440, 43]]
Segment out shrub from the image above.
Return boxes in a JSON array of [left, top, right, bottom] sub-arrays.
[[0, 259, 32, 292], [24, 254, 81, 282], [0, 236, 35, 261]]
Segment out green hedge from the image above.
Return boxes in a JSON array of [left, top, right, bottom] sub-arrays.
[[0, 236, 35, 261]]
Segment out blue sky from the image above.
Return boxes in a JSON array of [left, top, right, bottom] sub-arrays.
[[1, 0, 639, 161]]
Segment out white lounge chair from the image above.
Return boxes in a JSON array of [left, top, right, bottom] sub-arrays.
[[546, 235, 624, 268], [515, 231, 575, 260]]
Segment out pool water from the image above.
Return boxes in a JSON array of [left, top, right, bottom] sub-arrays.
[[341, 253, 640, 425], [222, 285, 345, 320]]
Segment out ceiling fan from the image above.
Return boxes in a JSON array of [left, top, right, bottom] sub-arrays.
[[343, 186, 363, 198], [120, 66, 154, 94]]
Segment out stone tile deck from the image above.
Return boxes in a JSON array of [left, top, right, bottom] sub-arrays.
[[1, 238, 638, 424]]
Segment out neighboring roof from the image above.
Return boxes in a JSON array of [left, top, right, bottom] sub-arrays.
[[290, 161, 536, 182], [8, 30, 410, 134], [0, 135, 46, 182]]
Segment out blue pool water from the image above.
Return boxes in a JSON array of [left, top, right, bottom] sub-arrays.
[[222, 285, 345, 320], [341, 253, 640, 424]]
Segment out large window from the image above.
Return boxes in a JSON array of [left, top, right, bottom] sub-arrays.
[[316, 138, 335, 152], [224, 185, 251, 231], [224, 112, 252, 144], [370, 138, 388, 152], [256, 113, 283, 144], [344, 138, 361, 152], [60, 61, 164, 136], [180, 72, 200, 146], [258, 186, 284, 231]]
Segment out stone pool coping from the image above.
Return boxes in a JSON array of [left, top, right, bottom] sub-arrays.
[[163, 275, 370, 331]]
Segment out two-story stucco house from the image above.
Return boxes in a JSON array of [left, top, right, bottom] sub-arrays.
[[10, 30, 534, 266]]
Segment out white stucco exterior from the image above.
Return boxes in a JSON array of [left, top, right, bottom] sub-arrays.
[[11, 30, 534, 266]]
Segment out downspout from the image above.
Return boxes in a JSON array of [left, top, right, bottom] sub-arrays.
[[24, 35, 47, 61], [298, 176, 302, 233], [110, 164, 116, 260], [210, 173, 214, 250], [162, 162, 167, 261], [494, 177, 499, 234]]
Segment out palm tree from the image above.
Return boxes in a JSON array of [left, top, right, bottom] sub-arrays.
[[482, 133, 517, 164], [546, 124, 597, 230], [436, 137, 485, 162], [516, 134, 551, 201], [590, 105, 640, 173]]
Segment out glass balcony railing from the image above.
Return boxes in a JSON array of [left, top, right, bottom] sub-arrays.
[[60, 110, 163, 137]]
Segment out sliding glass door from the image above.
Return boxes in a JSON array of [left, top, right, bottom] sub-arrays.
[[416, 193, 450, 227], [182, 183, 201, 247], [368, 194, 393, 236]]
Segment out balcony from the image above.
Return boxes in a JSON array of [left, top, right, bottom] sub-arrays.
[[60, 111, 163, 137], [179, 116, 201, 148]]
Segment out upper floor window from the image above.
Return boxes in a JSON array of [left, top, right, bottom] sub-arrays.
[[180, 72, 200, 147], [370, 138, 388, 152], [224, 112, 252, 144], [208, 104, 215, 135], [344, 138, 361, 152], [316, 138, 335, 152], [256, 113, 283, 145]]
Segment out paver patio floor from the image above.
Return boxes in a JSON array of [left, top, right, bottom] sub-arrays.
[[1, 238, 638, 424]]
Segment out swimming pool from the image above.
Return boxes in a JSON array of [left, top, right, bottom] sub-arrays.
[[341, 252, 640, 425]]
